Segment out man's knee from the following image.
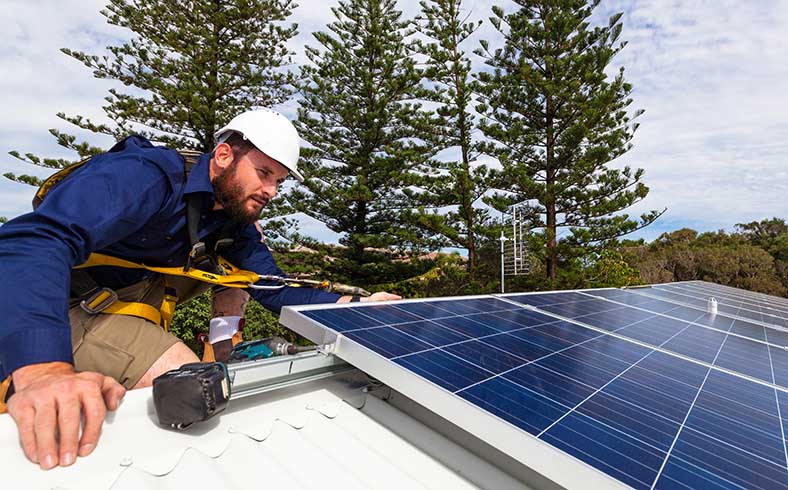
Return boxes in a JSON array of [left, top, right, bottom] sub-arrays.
[[133, 342, 199, 389], [212, 288, 249, 317]]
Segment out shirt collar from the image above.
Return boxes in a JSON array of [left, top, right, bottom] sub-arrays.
[[183, 153, 214, 196]]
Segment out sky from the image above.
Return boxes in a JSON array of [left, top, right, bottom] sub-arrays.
[[1, 0, 787, 244]]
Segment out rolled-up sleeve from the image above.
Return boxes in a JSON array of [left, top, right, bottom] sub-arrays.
[[0, 157, 171, 379]]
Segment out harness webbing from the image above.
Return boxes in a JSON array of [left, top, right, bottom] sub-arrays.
[[33, 143, 254, 329], [76, 253, 261, 289]]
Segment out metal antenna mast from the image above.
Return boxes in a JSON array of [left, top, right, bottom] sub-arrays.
[[500, 202, 532, 293]]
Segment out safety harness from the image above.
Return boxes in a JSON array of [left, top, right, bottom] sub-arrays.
[[36, 147, 257, 331]]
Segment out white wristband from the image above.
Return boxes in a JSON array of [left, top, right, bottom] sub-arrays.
[[209, 316, 242, 343]]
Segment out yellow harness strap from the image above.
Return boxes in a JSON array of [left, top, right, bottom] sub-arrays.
[[0, 376, 10, 414], [74, 254, 254, 330], [200, 331, 244, 363], [103, 299, 163, 327], [75, 253, 260, 289]]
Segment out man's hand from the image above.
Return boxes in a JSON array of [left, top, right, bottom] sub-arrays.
[[7, 362, 125, 470], [338, 291, 401, 303]]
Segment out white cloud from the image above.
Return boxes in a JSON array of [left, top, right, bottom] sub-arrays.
[[1, 0, 786, 242], [594, 0, 788, 239]]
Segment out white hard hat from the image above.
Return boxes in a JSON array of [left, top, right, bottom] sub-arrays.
[[215, 108, 304, 182]]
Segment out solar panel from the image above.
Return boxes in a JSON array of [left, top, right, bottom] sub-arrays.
[[280, 287, 788, 489]]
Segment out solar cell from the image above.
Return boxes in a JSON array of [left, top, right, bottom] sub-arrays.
[[281, 288, 788, 489]]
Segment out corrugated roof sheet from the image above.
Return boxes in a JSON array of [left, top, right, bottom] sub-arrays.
[[0, 370, 530, 490]]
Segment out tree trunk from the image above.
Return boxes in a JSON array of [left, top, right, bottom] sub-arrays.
[[545, 96, 556, 286]]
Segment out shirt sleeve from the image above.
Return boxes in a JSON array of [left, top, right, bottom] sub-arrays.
[[0, 155, 172, 379], [225, 224, 341, 314]]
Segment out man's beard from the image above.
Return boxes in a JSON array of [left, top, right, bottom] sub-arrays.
[[212, 161, 267, 224]]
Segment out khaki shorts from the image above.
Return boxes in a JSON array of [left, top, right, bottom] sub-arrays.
[[69, 275, 211, 389]]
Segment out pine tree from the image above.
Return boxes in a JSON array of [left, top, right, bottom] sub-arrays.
[[476, 0, 662, 285], [407, 0, 490, 273], [6, 0, 298, 187], [291, 0, 426, 266]]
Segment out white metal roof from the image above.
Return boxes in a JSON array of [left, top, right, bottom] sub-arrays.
[[0, 363, 531, 490]]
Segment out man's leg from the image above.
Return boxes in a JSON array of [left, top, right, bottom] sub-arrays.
[[70, 306, 197, 390], [133, 342, 198, 388], [69, 277, 198, 390]]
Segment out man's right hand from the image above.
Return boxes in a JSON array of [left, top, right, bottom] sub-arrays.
[[7, 362, 125, 470]]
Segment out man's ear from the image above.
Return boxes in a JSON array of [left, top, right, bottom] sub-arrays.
[[213, 142, 234, 171]]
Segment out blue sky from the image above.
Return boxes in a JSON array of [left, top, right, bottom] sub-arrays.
[[1, 0, 787, 243]]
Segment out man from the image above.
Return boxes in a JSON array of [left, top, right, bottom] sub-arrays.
[[0, 109, 399, 470]]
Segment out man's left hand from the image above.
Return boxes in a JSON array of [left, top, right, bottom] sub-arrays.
[[338, 292, 401, 303]]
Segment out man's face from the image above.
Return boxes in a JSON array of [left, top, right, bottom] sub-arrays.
[[212, 147, 289, 224]]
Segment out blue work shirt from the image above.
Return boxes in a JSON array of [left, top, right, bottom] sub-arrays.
[[0, 136, 340, 379]]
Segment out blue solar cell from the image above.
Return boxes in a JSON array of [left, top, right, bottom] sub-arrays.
[[579, 308, 659, 331], [540, 299, 624, 319], [531, 320, 601, 344], [714, 336, 773, 383], [694, 314, 736, 330], [681, 371, 787, 472], [502, 363, 595, 407], [541, 411, 666, 490], [765, 328, 788, 347], [481, 332, 556, 362], [395, 349, 491, 392], [458, 312, 539, 333], [603, 369, 696, 423], [507, 327, 576, 352], [392, 320, 469, 347], [616, 317, 688, 345], [661, 325, 727, 363], [660, 306, 710, 323], [634, 351, 708, 388], [535, 348, 628, 389], [444, 340, 527, 374], [729, 321, 767, 342], [351, 304, 423, 325], [687, 398, 786, 467], [645, 288, 708, 307], [432, 315, 499, 338], [576, 391, 681, 452], [702, 369, 779, 416], [578, 334, 653, 364], [302, 307, 382, 332], [778, 392, 788, 442], [661, 429, 788, 490], [344, 326, 431, 358], [506, 292, 591, 307], [768, 348, 788, 387], [488, 308, 557, 328], [425, 297, 503, 315], [585, 290, 683, 314], [586, 288, 631, 299], [459, 377, 566, 435], [392, 301, 458, 319]]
